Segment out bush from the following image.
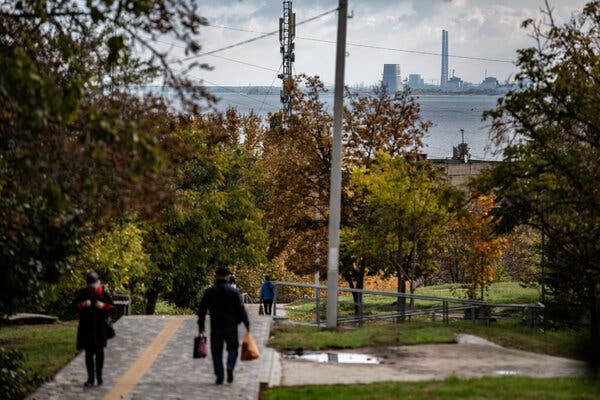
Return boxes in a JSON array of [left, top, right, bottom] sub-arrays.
[[154, 301, 195, 315], [0, 347, 26, 400]]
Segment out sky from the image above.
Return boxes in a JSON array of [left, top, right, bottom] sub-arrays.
[[162, 0, 589, 87]]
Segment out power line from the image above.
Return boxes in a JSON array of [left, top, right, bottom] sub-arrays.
[[147, 36, 280, 72], [302, 37, 514, 64], [168, 61, 282, 109], [175, 7, 338, 63], [208, 24, 514, 64], [258, 63, 283, 115], [148, 36, 283, 113], [206, 53, 279, 72], [199, 77, 281, 110]]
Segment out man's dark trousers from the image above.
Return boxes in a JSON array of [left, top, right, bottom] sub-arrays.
[[210, 328, 239, 380], [263, 300, 273, 315]]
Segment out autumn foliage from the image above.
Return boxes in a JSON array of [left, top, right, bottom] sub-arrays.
[[458, 194, 510, 300]]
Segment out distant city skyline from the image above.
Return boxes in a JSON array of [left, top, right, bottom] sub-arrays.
[[158, 0, 588, 86]]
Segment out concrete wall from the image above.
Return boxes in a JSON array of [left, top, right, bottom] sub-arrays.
[[430, 159, 496, 191]]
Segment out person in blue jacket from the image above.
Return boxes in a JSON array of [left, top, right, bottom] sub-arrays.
[[259, 276, 275, 315]]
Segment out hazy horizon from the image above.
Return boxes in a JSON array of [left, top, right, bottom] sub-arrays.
[[152, 0, 588, 87]]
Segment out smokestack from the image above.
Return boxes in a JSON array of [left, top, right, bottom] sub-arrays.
[[440, 29, 448, 91]]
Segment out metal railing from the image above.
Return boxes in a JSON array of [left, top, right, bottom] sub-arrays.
[[241, 292, 255, 304], [112, 293, 131, 319], [272, 281, 545, 328]]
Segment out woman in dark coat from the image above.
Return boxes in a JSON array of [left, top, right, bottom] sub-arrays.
[[71, 271, 114, 387]]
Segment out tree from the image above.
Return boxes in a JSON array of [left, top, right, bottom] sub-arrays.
[[349, 152, 460, 316], [343, 86, 429, 168], [430, 218, 468, 285], [501, 225, 541, 285], [0, 0, 210, 315], [260, 75, 332, 277], [339, 87, 431, 296], [476, 1, 600, 346], [458, 194, 509, 301], [81, 220, 150, 307], [261, 82, 435, 304], [143, 122, 267, 313], [42, 219, 151, 316]]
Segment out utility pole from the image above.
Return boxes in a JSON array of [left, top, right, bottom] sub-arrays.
[[326, 0, 348, 328], [278, 1, 295, 119]]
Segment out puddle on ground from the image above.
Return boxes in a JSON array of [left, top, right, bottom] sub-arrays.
[[494, 370, 521, 375], [283, 352, 380, 364]]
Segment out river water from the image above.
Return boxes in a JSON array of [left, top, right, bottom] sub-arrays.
[[212, 92, 503, 160]]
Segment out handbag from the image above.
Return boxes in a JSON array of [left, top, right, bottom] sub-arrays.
[[101, 286, 115, 339], [194, 335, 208, 359], [105, 318, 115, 339], [259, 304, 264, 315], [240, 331, 260, 361]]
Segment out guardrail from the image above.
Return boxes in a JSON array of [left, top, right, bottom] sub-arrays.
[[241, 292, 255, 304], [272, 281, 544, 328], [112, 293, 131, 319]]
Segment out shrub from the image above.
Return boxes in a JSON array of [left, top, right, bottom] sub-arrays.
[[0, 347, 26, 400], [154, 301, 195, 315]]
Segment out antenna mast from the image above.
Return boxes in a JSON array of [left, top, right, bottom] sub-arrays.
[[279, 1, 295, 119]]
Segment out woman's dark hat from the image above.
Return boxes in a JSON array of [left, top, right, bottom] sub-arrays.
[[215, 267, 232, 277], [86, 271, 100, 284]]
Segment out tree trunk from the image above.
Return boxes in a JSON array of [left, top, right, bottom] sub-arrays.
[[586, 280, 600, 373], [342, 264, 365, 316], [409, 241, 417, 316], [353, 267, 365, 315], [480, 255, 485, 301], [395, 236, 406, 323], [409, 280, 415, 308], [397, 269, 406, 323], [145, 288, 159, 315], [591, 281, 600, 355]]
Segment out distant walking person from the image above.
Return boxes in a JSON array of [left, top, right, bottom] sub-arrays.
[[197, 267, 250, 385], [71, 271, 114, 387], [228, 273, 237, 288], [259, 276, 275, 315]]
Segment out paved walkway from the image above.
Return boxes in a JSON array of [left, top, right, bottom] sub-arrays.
[[29, 305, 274, 400]]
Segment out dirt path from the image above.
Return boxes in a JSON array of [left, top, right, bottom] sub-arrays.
[[278, 341, 587, 386]]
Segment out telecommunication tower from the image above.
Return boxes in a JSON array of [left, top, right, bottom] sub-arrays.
[[278, 1, 295, 118]]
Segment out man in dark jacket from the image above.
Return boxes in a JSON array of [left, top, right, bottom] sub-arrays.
[[71, 271, 114, 387], [197, 267, 250, 385]]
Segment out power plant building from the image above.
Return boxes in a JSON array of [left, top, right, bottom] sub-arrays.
[[440, 30, 448, 90], [408, 74, 425, 89], [446, 76, 463, 90], [382, 64, 402, 92], [480, 76, 499, 90]]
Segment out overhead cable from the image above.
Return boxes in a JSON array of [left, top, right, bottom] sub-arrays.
[[176, 7, 338, 62], [209, 24, 514, 64], [147, 36, 280, 72]]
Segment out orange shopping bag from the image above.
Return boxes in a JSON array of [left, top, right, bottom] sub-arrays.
[[240, 331, 260, 361]]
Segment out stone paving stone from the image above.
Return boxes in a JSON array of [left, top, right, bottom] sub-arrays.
[[28, 305, 273, 400], [129, 304, 271, 400], [28, 316, 171, 400]]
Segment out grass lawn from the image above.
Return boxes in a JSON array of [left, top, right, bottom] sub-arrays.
[[416, 282, 541, 304], [261, 377, 600, 400], [286, 282, 541, 321], [0, 321, 79, 395], [268, 320, 585, 360]]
